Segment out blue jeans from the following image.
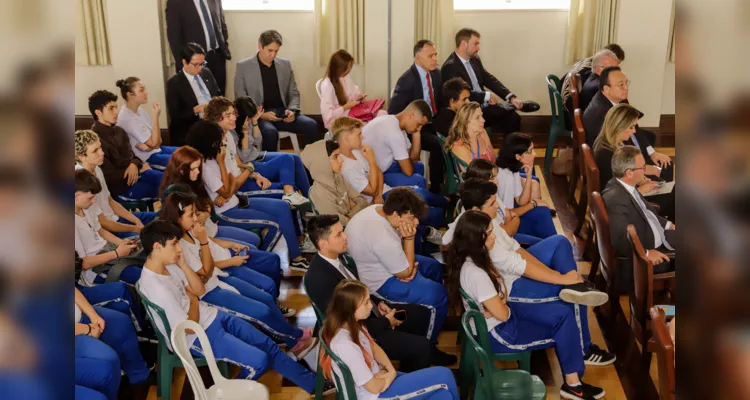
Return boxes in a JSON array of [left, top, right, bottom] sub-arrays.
[[225, 247, 282, 297], [145, 146, 178, 169], [75, 335, 120, 400], [218, 198, 300, 258], [191, 312, 317, 392], [80, 306, 150, 385], [376, 256, 446, 342], [216, 225, 261, 248], [384, 161, 427, 189], [241, 152, 311, 198], [261, 152, 311, 196], [112, 211, 159, 239], [92, 265, 142, 286], [118, 169, 163, 201], [383, 187, 448, 228], [257, 114, 319, 151], [517, 205, 557, 240], [377, 368, 459, 400], [221, 265, 278, 298], [201, 287, 302, 347], [509, 235, 591, 354], [77, 282, 146, 332]]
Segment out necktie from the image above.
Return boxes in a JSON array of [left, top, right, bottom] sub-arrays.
[[194, 75, 211, 102], [197, 0, 218, 50], [630, 133, 641, 149], [426, 73, 437, 115], [464, 60, 481, 91], [632, 190, 673, 250]]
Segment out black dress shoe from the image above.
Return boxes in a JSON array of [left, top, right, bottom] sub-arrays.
[[520, 100, 540, 113]]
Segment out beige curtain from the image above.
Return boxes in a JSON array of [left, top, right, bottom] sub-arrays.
[[315, 0, 365, 66], [414, 0, 455, 62], [667, 0, 676, 62], [563, 0, 619, 65], [76, 0, 111, 66], [160, 0, 174, 67]]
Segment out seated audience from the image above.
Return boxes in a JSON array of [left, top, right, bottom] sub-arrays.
[[158, 190, 308, 346], [74, 169, 140, 286], [234, 30, 318, 150], [184, 121, 312, 270], [321, 280, 460, 400], [577, 49, 621, 112], [441, 28, 528, 136], [362, 100, 431, 188], [234, 96, 311, 197], [136, 220, 335, 395], [389, 40, 446, 193], [345, 188, 447, 342], [561, 43, 625, 112], [443, 211, 607, 400], [602, 146, 676, 291], [76, 280, 147, 338], [334, 116, 449, 231], [305, 215, 456, 369], [75, 129, 158, 238], [582, 66, 673, 183], [88, 90, 164, 201], [75, 287, 150, 400], [495, 133, 557, 240], [444, 179, 615, 365], [320, 49, 385, 130], [165, 43, 222, 146], [301, 139, 368, 224], [203, 96, 310, 206], [115, 76, 177, 168], [444, 101, 494, 169], [432, 77, 471, 136]]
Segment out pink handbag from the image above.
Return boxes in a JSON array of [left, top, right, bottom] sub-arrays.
[[349, 99, 385, 121]]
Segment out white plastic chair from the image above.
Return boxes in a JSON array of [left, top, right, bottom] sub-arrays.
[[171, 320, 270, 400], [278, 131, 300, 155]]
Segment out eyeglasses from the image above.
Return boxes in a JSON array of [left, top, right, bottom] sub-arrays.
[[613, 80, 631, 89], [189, 61, 208, 68], [629, 165, 647, 172]]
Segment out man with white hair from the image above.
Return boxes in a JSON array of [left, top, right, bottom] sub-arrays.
[[579, 49, 621, 111]]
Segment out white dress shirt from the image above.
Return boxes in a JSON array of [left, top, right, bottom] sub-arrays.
[[318, 252, 358, 281], [184, 69, 211, 118]]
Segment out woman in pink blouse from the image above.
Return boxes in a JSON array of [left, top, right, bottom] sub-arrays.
[[320, 50, 385, 130]]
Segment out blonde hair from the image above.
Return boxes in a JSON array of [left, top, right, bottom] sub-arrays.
[[74, 130, 100, 161], [593, 103, 641, 153], [331, 116, 364, 142], [444, 101, 481, 151]]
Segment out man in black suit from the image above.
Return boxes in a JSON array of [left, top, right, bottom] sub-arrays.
[[441, 28, 527, 136], [583, 66, 673, 181], [304, 214, 457, 369], [576, 49, 620, 113], [389, 40, 446, 193], [166, 0, 231, 92], [165, 43, 221, 146], [602, 146, 676, 291]]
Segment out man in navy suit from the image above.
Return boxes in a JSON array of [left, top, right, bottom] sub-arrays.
[[389, 40, 446, 194]]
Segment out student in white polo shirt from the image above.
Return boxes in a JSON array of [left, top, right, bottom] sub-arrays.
[[362, 100, 431, 189], [115, 77, 177, 169], [321, 280, 459, 400], [74, 169, 140, 286], [75, 129, 158, 239], [136, 220, 335, 395]]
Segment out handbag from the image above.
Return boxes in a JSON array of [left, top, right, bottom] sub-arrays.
[[551, 147, 574, 176], [349, 99, 385, 121]]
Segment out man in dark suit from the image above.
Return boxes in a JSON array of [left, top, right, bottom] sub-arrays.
[[583, 66, 673, 181], [304, 214, 457, 369], [389, 40, 446, 193], [576, 49, 620, 113], [602, 146, 676, 292], [166, 0, 231, 92], [441, 28, 528, 136], [165, 43, 221, 146]]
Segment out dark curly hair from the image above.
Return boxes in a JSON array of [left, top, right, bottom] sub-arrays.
[[186, 120, 224, 160], [495, 132, 532, 173], [382, 187, 427, 219], [203, 96, 234, 125]]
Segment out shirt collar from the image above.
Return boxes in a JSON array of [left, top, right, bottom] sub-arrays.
[[92, 120, 115, 134], [455, 51, 470, 64], [414, 64, 428, 79], [318, 252, 342, 270], [183, 68, 198, 80], [617, 178, 637, 195]]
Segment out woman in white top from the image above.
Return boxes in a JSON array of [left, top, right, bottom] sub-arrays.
[[322, 280, 459, 400], [320, 50, 385, 130], [443, 211, 606, 400], [115, 77, 177, 168]]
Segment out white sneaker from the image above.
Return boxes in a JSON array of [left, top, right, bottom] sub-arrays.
[[299, 235, 317, 253], [282, 192, 310, 207], [425, 227, 444, 246]]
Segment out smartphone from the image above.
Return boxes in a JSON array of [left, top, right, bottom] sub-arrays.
[[238, 248, 248, 257], [393, 309, 407, 322]]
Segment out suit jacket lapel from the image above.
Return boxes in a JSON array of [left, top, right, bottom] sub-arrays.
[[275, 59, 287, 107], [178, 72, 199, 106], [616, 180, 649, 223], [410, 65, 424, 100], [249, 57, 264, 105]]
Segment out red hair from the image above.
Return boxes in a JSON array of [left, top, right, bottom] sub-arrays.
[[158, 146, 210, 202]]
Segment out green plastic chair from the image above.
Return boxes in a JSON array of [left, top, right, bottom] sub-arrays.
[[544, 74, 572, 176], [136, 287, 229, 400], [460, 310, 547, 400], [318, 329, 359, 400], [301, 273, 329, 400], [436, 133, 462, 197], [459, 288, 531, 373]]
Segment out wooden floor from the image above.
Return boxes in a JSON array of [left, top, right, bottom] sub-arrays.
[[139, 147, 674, 400]]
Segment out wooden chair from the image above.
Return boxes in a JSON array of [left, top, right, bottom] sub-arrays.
[[581, 144, 600, 269], [544, 74, 572, 175], [569, 72, 581, 112], [650, 307, 675, 400], [588, 192, 622, 317], [627, 225, 676, 367], [571, 109, 588, 237]]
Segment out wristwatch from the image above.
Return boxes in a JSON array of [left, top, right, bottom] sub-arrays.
[[531, 200, 537, 208]]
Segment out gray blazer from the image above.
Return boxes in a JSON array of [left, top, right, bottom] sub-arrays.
[[234, 55, 301, 110]]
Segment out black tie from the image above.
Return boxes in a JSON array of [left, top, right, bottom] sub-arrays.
[[198, 0, 218, 50]]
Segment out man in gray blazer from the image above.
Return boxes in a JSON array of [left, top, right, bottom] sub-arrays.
[[234, 30, 319, 151]]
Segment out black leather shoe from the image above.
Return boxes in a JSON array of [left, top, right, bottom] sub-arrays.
[[520, 100, 540, 113]]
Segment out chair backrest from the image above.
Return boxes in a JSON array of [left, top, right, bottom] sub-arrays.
[[573, 109, 587, 172], [171, 320, 224, 400], [589, 192, 618, 288], [319, 329, 359, 400], [136, 286, 176, 352], [581, 144, 600, 195], [569, 72, 581, 111], [627, 225, 655, 334], [315, 78, 324, 100], [649, 307, 675, 400], [545, 74, 565, 128], [460, 287, 480, 311], [436, 133, 462, 195]]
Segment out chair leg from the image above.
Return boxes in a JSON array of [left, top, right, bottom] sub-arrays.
[[518, 351, 531, 373], [314, 359, 325, 400], [543, 132, 558, 175], [567, 165, 579, 207], [573, 185, 587, 237], [290, 135, 301, 155], [159, 361, 173, 400]]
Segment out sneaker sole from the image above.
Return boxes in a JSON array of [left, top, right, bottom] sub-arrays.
[[559, 289, 609, 307], [289, 266, 309, 272], [560, 389, 606, 400], [584, 355, 617, 366], [321, 387, 337, 397], [293, 338, 319, 360]]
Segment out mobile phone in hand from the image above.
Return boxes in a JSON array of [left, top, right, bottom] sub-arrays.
[[393, 309, 407, 322]]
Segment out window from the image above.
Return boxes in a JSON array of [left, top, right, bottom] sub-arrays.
[[453, 0, 569, 11], [222, 0, 314, 11]]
